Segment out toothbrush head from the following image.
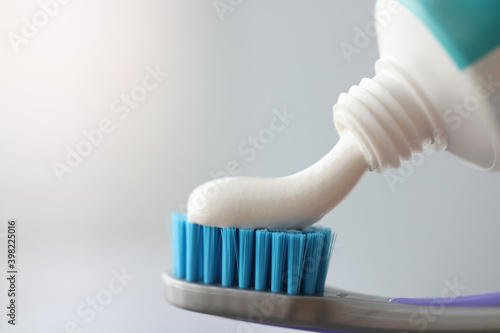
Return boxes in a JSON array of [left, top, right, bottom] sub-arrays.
[[170, 212, 336, 295]]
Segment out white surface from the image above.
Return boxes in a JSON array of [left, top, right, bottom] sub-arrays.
[[1, 1, 500, 333]]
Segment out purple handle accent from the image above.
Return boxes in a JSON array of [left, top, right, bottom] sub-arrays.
[[391, 291, 500, 307]]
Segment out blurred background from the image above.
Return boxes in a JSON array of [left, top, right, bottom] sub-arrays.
[[1, 0, 500, 332]]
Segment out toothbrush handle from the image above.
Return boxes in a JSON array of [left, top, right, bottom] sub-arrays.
[[283, 292, 500, 332], [391, 291, 500, 307], [164, 272, 500, 333], [292, 292, 500, 332]]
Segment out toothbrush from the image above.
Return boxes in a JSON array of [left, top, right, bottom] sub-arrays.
[[163, 213, 500, 332]]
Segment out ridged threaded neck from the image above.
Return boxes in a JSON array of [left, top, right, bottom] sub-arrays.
[[333, 57, 447, 172]]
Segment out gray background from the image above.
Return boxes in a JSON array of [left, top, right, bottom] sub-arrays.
[[1, 0, 500, 332]]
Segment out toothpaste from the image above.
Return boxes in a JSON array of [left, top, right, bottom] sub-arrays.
[[187, 131, 368, 229]]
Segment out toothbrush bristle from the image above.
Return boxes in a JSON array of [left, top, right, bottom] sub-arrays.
[[172, 213, 186, 279], [186, 222, 202, 282], [170, 213, 336, 295], [316, 227, 335, 293], [221, 228, 237, 287], [254, 230, 271, 291], [202, 226, 221, 284], [270, 231, 287, 293], [286, 232, 306, 294], [238, 229, 254, 289], [301, 230, 325, 294]]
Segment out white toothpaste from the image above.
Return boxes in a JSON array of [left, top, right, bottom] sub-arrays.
[[187, 131, 369, 229]]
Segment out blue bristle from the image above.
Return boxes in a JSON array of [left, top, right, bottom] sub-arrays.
[[186, 222, 202, 282], [238, 229, 254, 288], [203, 226, 221, 284], [198, 229, 204, 281], [216, 243, 222, 282], [270, 232, 287, 293], [170, 212, 336, 294], [171, 213, 186, 279], [254, 229, 271, 291], [315, 227, 336, 292], [286, 232, 306, 294], [301, 231, 325, 294], [222, 228, 237, 287]]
